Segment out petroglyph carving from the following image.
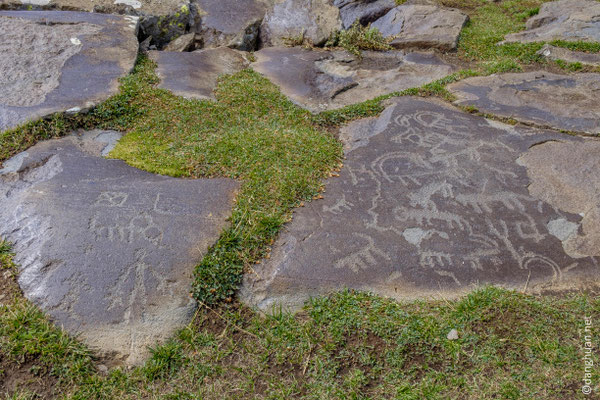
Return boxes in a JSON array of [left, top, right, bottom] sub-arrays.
[[334, 233, 391, 273]]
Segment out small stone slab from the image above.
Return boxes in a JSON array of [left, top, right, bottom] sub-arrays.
[[0, 11, 138, 132], [447, 71, 600, 134], [333, 0, 396, 30], [537, 44, 600, 67], [0, 131, 238, 363], [195, 0, 270, 51], [371, 3, 468, 51], [149, 48, 249, 100], [241, 97, 600, 311], [260, 0, 342, 47], [252, 47, 456, 112], [502, 0, 600, 44]]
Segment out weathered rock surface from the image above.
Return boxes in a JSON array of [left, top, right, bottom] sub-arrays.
[[0, 0, 186, 16], [251, 47, 456, 112], [195, 0, 271, 51], [448, 71, 600, 134], [0, 0, 192, 47], [502, 0, 600, 44], [260, 0, 342, 47], [163, 32, 196, 51], [149, 48, 249, 100], [371, 3, 468, 51], [241, 97, 600, 311], [537, 44, 600, 67], [333, 0, 396, 29], [0, 131, 239, 363], [0, 11, 138, 132]]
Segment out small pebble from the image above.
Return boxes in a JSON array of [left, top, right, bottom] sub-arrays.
[[447, 329, 459, 340]]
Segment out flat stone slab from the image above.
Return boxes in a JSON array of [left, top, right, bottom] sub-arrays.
[[447, 71, 600, 134], [149, 48, 249, 100], [502, 0, 600, 44], [371, 3, 468, 51], [252, 47, 456, 112], [0, 11, 138, 132], [0, 131, 238, 364], [241, 97, 600, 311], [537, 44, 600, 67]]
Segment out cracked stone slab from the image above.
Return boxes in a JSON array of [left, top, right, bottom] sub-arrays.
[[537, 44, 600, 67], [371, 3, 468, 51], [0, 11, 138, 132], [447, 71, 600, 134], [149, 48, 249, 100], [241, 97, 600, 311], [0, 131, 239, 364], [251, 47, 456, 112], [502, 0, 600, 44]]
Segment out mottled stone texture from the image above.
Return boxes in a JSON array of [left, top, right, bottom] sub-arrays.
[[0, 132, 238, 364], [149, 48, 249, 100], [371, 3, 468, 51], [333, 0, 396, 29], [502, 0, 600, 44], [241, 97, 600, 311], [448, 71, 600, 134], [0, 11, 138, 132], [251, 47, 456, 112], [195, 0, 271, 51], [260, 0, 342, 47]]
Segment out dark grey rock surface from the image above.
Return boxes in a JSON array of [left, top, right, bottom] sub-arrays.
[[0, 131, 239, 363], [371, 3, 468, 51], [448, 71, 600, 134], [251, 47, 456, 112], [333, 0, 396, 29], [502, 0, 600, 44], [149, 48, 249, 100], [195, 0, 271, 51], [241, 97, 600, 311], [0, 11, 139, 132]]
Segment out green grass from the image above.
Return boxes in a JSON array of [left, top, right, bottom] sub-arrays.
[[2, 1, 600, 397], [326, 22, 393, 57]]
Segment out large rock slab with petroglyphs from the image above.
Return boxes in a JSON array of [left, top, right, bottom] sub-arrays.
[[447, 71, 600, 134], [0, 131, 238, 364], [0, 11, 138, 132], [241, 97, 600, 311], [251, 47, 456, 113], [501, 0, 600, 44]]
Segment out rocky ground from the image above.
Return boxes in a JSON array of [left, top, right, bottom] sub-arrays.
[[1, 0, 600, 398]]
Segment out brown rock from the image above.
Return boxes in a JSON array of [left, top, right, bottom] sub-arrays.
[[251, 47, 456, 112], [149, 48, 249, 100]]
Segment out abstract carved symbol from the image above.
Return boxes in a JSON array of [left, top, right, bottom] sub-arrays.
[[334, 233, 390, 273], [95, 191, 128, 207]]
